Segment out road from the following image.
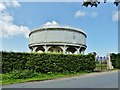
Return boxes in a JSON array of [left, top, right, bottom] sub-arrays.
[[2, 70, 118, 88]]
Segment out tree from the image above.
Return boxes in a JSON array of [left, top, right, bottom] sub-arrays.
[[82, 0, 120, 7]]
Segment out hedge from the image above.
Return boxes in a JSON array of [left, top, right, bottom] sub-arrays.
[[110, 53, 120, 69], [2, 52, 96, 74]]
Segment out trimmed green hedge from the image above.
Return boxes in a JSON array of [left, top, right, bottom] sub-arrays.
[[2, 52, 96, 74], [110, 53, 120, 69]]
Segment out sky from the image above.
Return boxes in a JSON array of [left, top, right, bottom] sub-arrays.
[[0, 1, 119, 56]]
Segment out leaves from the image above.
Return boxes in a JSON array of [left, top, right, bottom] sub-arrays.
[[2, 52, 96, 74], [82, 0, 120, 7], [110, 53, 120, 69]]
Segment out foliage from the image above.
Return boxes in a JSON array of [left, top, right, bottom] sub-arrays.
[[2, 70, 39, 80], [1, 71, 88, 85], [2, 52, 96, 74], [110, 53, 120, 69], [82, 0, 120, 7]]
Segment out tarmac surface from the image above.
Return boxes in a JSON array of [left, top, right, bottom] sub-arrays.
[[2, 70, 119, 88]]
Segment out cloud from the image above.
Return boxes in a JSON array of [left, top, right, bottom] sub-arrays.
[[74, 10, 98, 18], [90, 12, 98, 18], [0, 13, 13, 23], [0, 1, 30, 38], [112, 11, 120, 22], [0, 2, 6, 11], [75, 10, 86, 18], [0, 20, 30, 38], [11, 0, 21, 7], [5, 0, 21, 7], [44, 21, 59, 26]]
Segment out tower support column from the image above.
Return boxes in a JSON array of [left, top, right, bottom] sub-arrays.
[[81, 50, 84, 54], [60, 45, 67, 54], [32, 47, 37, 52], [76, 47, 80, 54], [43, 46, 51, 53]]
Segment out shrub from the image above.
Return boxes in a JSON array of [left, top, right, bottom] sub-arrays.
[[2, 52, 96, 74], [110, 53, 120, 69]]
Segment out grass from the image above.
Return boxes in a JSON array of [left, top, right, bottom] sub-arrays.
[[1, 69, 118, 86], [1, 65, 118, 86], [1, 71, 89, 85]]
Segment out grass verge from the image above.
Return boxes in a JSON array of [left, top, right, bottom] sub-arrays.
[[1, 69, 118, 86], [1, 72, 89, 85]]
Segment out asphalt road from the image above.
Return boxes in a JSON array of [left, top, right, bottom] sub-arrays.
[[2, 70, 118, 88]]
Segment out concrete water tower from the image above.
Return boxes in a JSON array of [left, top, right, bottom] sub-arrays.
[[28, 21, 87, 54]]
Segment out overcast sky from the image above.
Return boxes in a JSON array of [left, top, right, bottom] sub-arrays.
[[1, 1, 119, 56]]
